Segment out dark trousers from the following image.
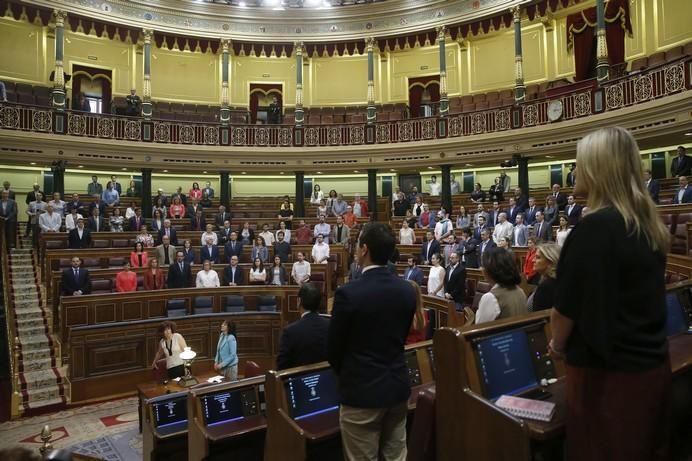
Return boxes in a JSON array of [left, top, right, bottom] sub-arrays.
[[4, 220, 16, 248]]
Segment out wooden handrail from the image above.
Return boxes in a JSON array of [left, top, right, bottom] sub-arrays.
[[0, 216, 21, 418]]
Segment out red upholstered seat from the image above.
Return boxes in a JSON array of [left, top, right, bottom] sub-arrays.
[[406, 386, 436, 461], [153, 358, 168, 383], [244, 360, 263, 378]]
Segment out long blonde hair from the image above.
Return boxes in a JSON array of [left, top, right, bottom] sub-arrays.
[[535, 243, 561, 280], [408, 280, 427, 332], [576, 127, 669, 253]]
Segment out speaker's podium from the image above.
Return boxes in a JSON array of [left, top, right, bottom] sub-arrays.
[[264, 362, 343, 461], [142, 391, 190, 461], [187, 376, 268, 461], [434, 311, 567, 461]]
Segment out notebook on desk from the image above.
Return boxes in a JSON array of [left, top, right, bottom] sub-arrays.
[[495, 395, 556, 422]]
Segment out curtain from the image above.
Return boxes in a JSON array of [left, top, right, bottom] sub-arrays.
[[408, 76, 440, 118], [566, 0, 632, 81]]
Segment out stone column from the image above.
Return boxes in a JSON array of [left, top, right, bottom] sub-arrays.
[[50, 10, 67, 110], [294, 42, 304, 126], [220, 39, 231, 125], [367, 169, 378, 220], [141, 29, 153, 119], [595, 0, 609, 82], [366, 37, 377, 124], [141, 168, 152, 219], [295, 172, 305, 218], [441, 165, 452, 213], [437, 26, 449, 117], [517, 157, 529, 202], [220, 171, 230, 208], [512, 7, 526, 102]]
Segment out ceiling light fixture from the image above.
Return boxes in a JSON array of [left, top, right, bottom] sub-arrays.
[[685, 132, 692, 136], [30, 162, 36, 165], [163, 169, 168, 173]]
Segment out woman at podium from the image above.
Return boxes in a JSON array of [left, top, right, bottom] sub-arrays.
[[550, 127, 671, 461], [152, 321, 189, 379]]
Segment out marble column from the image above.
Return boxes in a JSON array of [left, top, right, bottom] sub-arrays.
[[367, 169, 378, 219], [141, 29, 153, 119], [295, 42, 304, 126], [437, 26, 449, 117], [220, 39, 231, 125], [141, 168, 152, 219], [295, 172, 305, 218], [50, 10, 67, 110], [512, 7, 526, 102], [595, 0, 610, 82], [366, 37, 377, 124]]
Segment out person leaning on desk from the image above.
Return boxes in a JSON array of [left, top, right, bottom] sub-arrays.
[[152, 321, 188, 380], [549, 127, 672, 461]]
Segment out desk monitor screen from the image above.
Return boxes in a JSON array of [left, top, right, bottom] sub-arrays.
[[152, 394, 188, 429], [666, 291, 688, 336], [284, 369, 340, 420], [473, 327, 538, 401], [200, 387, 257, 426], [406, 350, 422, 386]]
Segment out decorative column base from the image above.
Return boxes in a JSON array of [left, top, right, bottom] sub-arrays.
[[439, 97, 449, 117], [514, 83, 525, 103], [141, 101, 153, 120], [295, 108, 304, 127], [51, 88, 66, 111], [367, 105, 376, 124], [596, 61, 610, 83]]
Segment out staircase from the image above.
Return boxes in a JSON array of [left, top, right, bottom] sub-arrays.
[[9, 239, 67, 414]]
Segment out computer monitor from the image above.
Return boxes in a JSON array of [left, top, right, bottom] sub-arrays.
[[284, 368, 340, 420], [151, 393, 188, 429], [666, 291, 688, 336], [472, 327, 538, 401], [200, 388, 252, 426], [405, 350, 422, 386]]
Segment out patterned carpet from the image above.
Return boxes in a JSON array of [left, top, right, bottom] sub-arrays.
[[0, 397, 141, 460]]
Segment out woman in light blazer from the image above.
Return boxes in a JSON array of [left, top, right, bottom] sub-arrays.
[[214, 319, 238, 381]]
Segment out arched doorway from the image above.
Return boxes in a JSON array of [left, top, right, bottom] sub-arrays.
[[408, 76, 440, 118], [71, 64, 112, 113], [249, 83, 283, 124]]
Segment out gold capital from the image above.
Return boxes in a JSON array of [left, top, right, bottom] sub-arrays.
[[54, 10, 67, 27], [512, 6, 521, 22]]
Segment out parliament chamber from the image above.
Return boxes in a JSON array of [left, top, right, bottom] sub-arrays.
[[0, 0, 691, 459]]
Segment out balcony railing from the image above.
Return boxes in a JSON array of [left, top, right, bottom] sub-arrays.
[[1, 58, 689, 148]]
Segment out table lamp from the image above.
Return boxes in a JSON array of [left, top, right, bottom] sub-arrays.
[[179, 347, 198, 387]]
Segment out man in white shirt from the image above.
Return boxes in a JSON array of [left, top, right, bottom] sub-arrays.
[[450, 174, 461, 195], [48, 192, 66, 217], [259, 223, 275, 246], [39, 205, 62, 233], [434, 209, 454, 242], [291, 251, 311, 284], [65, 208, 84, 231], [311, 234, 330, 264], [313, 215, 331, 244], [429, 175, 441, 196], [492, 212, 513, 244]]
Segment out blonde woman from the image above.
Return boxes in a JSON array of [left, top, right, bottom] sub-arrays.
[[405, 280, 428, 344], [527, 243, 560, 312], [550, 127, 671, 461]]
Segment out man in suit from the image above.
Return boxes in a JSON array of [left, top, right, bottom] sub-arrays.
[[331, 215, 350, 247], [492, 212, 513, 244], [167, 251, 192, 288], [505, 198, 520, 224], [218, 220, 233, 244], [201, 237, 220, 264], [215, 205, 232, 230], [128, 208, 144, 232], [61, 256, 91, 296], [157, 219, 178, 246], [444, 252, 466, 311], [65, 193, 85, 215], [513, 187, 528, 211], [155, 235, 177, 266], [109, 175, 122, 195], [644, 169, 660, 204], [328, 223, 416, 461], [564, 195, 582, 226], [402, 256, 424, 286], [524, 197, 541, 225], [671, 146, 692, 178], [223, 255, 244, 286], [488, 201, 502, 227], [88, 194, 106, 217], [203, 182, 215, 199], [478, 229, 497, 266], [473, 203, 489, 228], [2, 181, 16, 199], [511, 213, 529, 247], [275, 231, 291, 263], [87, 175, 102, 196], [533, 211, 553, 242], [224, 231, 243, 263], [459, 228, 479, 269], [277, 282, 329, 370], [190, 209, 206, 232], [473, 215, 489, 241], [87, 208, 106, 233], [420, 231, 440, 265], [24, 183, 43, 237], [550, 184, 568, 211], [68, 218, 91, 249], [566, 163, 577, 187], [0, 190, 18, 247], [672, 175, 692, 204]]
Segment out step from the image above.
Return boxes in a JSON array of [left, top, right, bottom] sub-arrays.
[[21, 368, 63, 387], [23, 386, 65, 405], [16, 317, 48, 330], [20, 347, 54, 363], [18, 336, 51, 349], [23, 396, 66, 411], [21, 358, 55, 373]]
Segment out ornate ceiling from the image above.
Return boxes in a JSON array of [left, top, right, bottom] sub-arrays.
[[22, 0, 523, 42]]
